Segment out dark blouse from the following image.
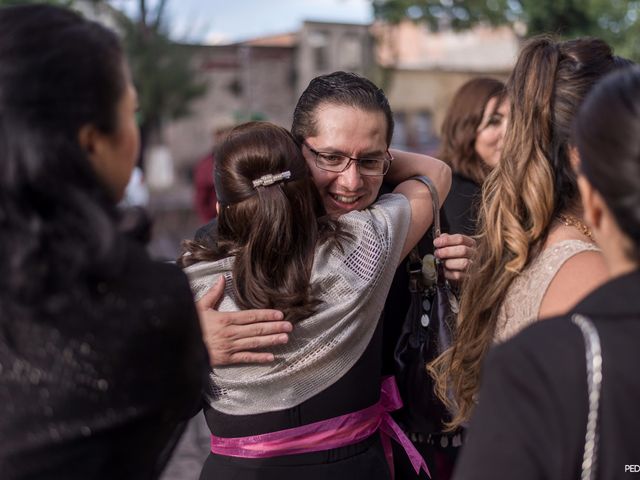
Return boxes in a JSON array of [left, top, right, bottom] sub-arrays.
[[454, 269, 640, 480], [0, 236, 208, 479], [441, 173, 481, 237]]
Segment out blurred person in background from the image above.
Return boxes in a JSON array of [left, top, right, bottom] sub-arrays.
[[454, 64, 640, 480], [438, 77, 507, 236], [193, 125, 234, 223], [0, 5, 207, 478], [430, 36, 624, 432], [118, 167, 152, 245], [120, 166, 150, 208]]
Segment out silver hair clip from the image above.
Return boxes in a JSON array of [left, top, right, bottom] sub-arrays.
[[252, 171, 291, 188]]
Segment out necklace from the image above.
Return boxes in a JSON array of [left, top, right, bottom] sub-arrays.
[[557, 214, 594, 241]]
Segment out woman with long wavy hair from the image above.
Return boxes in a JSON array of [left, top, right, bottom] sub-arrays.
[[453, 63, 640, 480], [430, 36, 624, 429]]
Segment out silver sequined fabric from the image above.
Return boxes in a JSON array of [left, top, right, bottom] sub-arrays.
[[185, 194, 411, 415]]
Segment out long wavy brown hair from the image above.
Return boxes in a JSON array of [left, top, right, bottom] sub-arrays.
[[179, 122, 342, 323], [438, 77, 505, 185], [429, 36, 619, 429]]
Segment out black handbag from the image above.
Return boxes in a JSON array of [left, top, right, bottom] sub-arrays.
[[393, 176, 458, 436]]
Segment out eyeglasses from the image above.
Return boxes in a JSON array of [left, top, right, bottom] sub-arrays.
[[303, 142, 393, 176]]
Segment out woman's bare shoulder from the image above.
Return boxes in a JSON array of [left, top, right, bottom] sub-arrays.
[[539, 248, 608, 319]]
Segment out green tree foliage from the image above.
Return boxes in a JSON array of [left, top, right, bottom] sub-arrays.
[[0, 0, 74, 5], [118, 0, 207, 144], [0, 0, 207, 146], [372, 0, 640, 60]]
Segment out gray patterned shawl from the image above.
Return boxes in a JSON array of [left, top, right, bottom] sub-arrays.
[[184, 194, 411, 415]]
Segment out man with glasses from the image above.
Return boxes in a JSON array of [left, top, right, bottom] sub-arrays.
[[192, 72, 471, 477]]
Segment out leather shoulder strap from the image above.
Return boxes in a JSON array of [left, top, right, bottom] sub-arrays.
[[410, 175, 441, 238]]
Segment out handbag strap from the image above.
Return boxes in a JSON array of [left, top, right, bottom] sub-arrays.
[[571, 313, 603, 480], [408, 175, 447, 287], [409, 175, 441, 238]]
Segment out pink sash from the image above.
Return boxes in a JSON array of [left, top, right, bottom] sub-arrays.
[[210, 376, 429, 479]]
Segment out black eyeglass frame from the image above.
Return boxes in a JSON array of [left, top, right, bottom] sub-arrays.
[[302, 141, 393, 176]]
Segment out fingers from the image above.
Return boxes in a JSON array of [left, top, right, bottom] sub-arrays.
[[221, 309, 285, 326], [231, 333, 290, 352], [441, 258, 470, 272], [228, 352, 276, 364], [432, 234, 476, 284], [444, 269, 466, 282], [434, 244, 473, 261], [224, 321, 293, 340], [197, 277, 225, 311], [433, 233, 476, 249], [434, 234, 476, 267], [207, 331, 290, 367], [200, 310, 292, 366]]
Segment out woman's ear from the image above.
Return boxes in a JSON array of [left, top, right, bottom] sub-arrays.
[[568, 145, 581, 174], [216, 202, 221, 215], [78, 123, 113, 188], [577, 173, 603, 233], [78, 123, 98, 156]]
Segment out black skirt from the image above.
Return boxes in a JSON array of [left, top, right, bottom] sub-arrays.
[[199, 433, 390, 480]]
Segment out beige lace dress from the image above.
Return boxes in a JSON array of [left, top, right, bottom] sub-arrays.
[[493, 240, 599, 343]]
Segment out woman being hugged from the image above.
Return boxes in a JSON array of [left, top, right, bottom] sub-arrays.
[[180, 121, 449, 479], [0, 5, 206, 478], [430, 36, 621, 429]]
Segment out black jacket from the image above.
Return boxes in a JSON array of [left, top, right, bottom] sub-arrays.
[[441, 173, 481, 237], [454, 269, 640, 480], [0, 236, 208, 479]]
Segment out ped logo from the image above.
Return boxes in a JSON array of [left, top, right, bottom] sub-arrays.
[[625, 465, 640, 473]]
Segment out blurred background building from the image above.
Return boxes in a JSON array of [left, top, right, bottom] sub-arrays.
[[144, 17, 516, 260], [38, 0, 638, 261]]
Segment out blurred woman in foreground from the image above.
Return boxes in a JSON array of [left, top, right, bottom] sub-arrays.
[[0, 5, 206, 478]]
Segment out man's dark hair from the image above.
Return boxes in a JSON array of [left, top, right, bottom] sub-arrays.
[[291, 71, 394, 146]]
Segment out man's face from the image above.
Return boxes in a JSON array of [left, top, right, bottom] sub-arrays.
[[302, 103, 388, 218]]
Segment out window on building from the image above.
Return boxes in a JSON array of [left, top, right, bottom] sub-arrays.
[[391, 112, 407, 151], [340, 32, 362, 70], [308, 30, 329, 71], [415, 111, 438, 154]]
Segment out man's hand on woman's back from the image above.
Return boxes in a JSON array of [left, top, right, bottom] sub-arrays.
[[196, 278, 291, 366]]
